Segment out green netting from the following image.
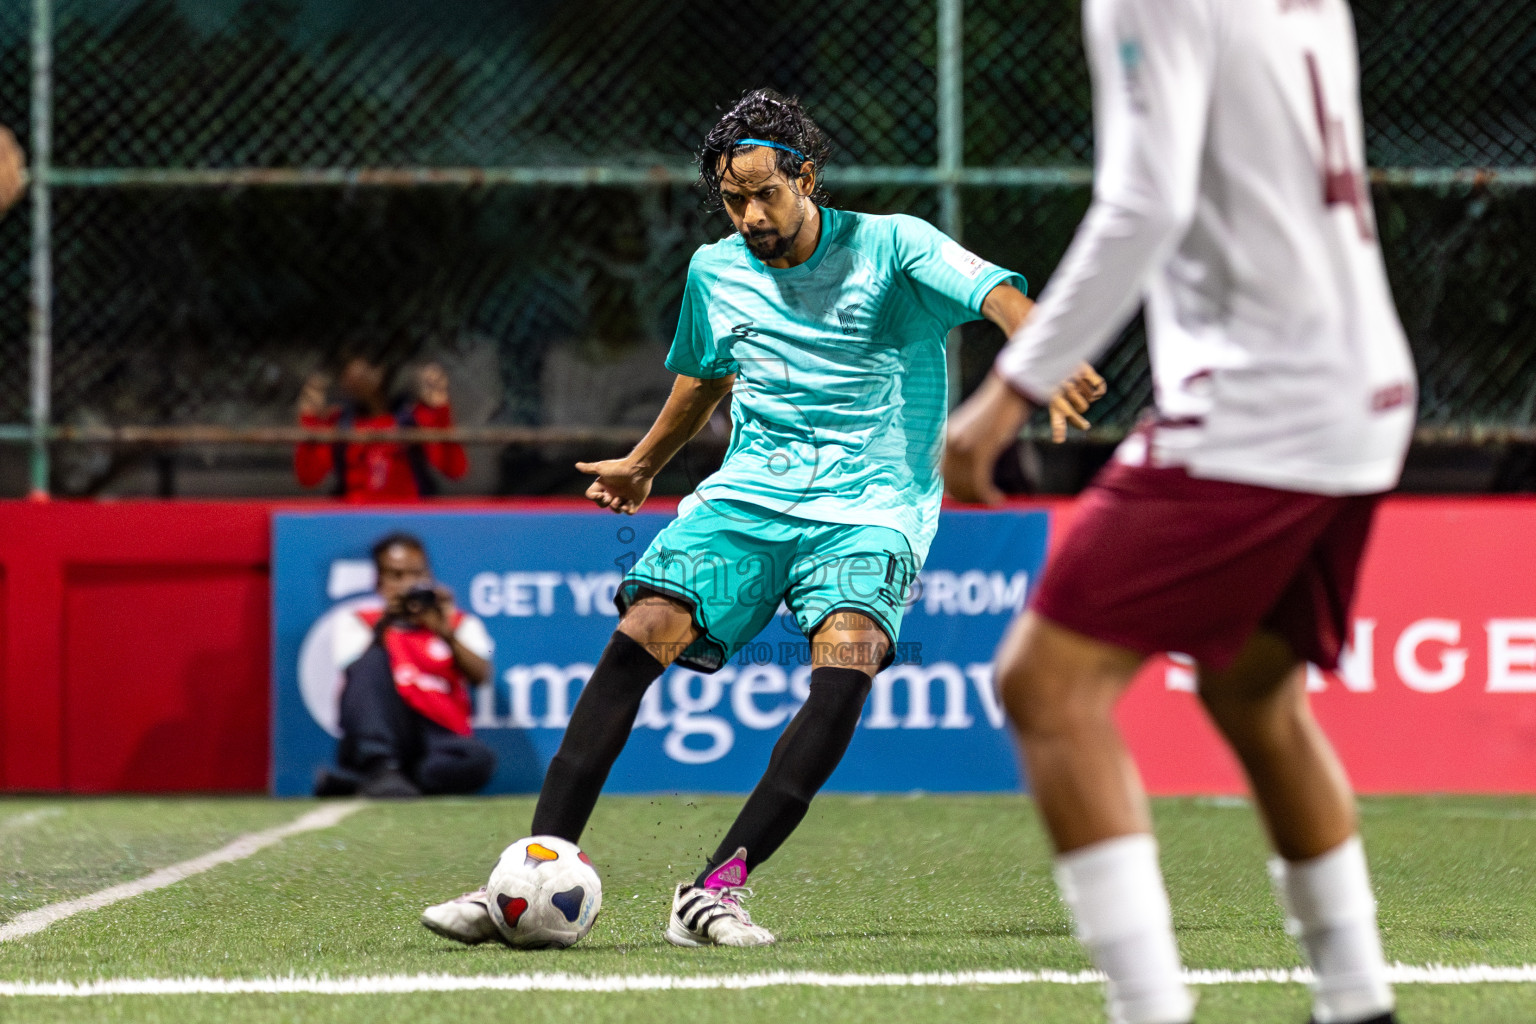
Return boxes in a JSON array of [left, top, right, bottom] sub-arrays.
[[0, 1, 29, 426], [0, 0, 1530, 492], [50, 0, 941, 168]]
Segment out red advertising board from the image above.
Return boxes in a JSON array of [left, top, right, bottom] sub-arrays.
[[0, 497, 1533, 794], [1116, 498, 1536, 793]]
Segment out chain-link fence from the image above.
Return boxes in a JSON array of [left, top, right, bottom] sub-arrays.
[[1, 0, 1533, 496]]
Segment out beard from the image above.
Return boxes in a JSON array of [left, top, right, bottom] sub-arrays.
[[741, 199, 805, 261], [743, 228, 792, 260]]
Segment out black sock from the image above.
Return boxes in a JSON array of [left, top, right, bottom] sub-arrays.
[[696, 666, 871, 885], [530, 631, 666, 842]]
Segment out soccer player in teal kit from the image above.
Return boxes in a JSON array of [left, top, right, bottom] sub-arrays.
[[423, 88, 1100, 947]]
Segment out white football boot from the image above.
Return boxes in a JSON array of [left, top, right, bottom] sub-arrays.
[[664, 847, 776, 947], [420, 887, 505, 945]]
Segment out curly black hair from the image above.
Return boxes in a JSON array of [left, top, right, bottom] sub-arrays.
[[696, 88, 833, 211]]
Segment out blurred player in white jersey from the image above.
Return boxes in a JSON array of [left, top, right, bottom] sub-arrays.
[[947, 1, 1413, 1023]]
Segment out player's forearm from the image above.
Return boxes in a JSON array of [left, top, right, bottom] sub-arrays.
[[626, 374, 734, 476], [449, 638, 491, 685], [981, 284, 1034, 337], [995, 197, 1182, 402]]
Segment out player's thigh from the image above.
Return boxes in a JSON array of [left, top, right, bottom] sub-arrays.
[[785, 522, 914, 673], [1195, 628, 1307, 731], [619, 499, 795, 670], [617, 592, 699, 655], [995, 610, 1143, 734], [807, 610, 889, 676]]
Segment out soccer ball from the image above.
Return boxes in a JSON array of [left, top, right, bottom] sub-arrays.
[[485, 835, 603, 948]]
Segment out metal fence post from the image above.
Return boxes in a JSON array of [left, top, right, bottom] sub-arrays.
[[937, 0, 965, 406], [28, 0, 52, 498]]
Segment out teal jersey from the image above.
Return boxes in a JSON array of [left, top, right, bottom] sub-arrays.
[[666, 207, 1025, 561]]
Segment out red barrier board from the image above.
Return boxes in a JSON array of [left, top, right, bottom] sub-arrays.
[[0, 501, 273, 791], [0, 498, 584, 792], [1116, 499, 1536, 793]]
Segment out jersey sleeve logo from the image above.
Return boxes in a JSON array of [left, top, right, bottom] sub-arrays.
[[940, 240, 990, 280], [731, 321, 758, 339], [1117, 36, 1149, 114]]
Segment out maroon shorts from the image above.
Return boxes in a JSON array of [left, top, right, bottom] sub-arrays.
[[1031, 462, 1381, 672]]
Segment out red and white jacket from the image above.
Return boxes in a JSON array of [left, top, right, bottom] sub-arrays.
[[334, 600, 494, 735], [295, 402, 468, 502]]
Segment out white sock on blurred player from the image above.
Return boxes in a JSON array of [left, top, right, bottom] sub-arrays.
[[1055, 833, 1194, 1024], [1270, 836, 1394, 1024]]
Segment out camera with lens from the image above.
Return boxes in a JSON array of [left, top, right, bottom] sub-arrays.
[[399, 582, 442, 617]]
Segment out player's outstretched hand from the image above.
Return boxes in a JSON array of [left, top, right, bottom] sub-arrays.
[[576, 458, 653, 515], [0, 125, 26, 216], [943, 374, 1030, 506], [1048, 362, 1106, 443]]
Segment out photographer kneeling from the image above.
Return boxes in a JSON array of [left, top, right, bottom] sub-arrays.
[[316, 532, 497, 797]]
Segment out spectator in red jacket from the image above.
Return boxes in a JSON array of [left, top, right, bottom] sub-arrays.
[[295, 354, 468, 501]]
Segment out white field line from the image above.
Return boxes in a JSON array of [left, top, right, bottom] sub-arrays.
[[1, 963, 1534, 997], [0, 801, 366, 943], [1438, 809, 1536, 822], [0, 807, 63, 833]]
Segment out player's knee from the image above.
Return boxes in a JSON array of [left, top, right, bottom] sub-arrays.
[[996, 617, 1130, 739], [1198, 678, 1311, 755], [997, 660, 1102, 740], [617, 596, 696, 664], [810, 612, 890, 676], [999, 673, 1064, 740]]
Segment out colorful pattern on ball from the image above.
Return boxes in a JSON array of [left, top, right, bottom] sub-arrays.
[[485, 836, 603, 949], [550, 886, 585, 923], [496, 893, 528, 928], [524, 842, 559, 868]]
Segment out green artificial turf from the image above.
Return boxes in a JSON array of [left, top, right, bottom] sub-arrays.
[[0, 798, 302, 921], [1, 793, 1533, 1022]]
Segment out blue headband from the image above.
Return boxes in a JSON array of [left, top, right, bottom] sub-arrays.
[[734, 138, 810, 164]]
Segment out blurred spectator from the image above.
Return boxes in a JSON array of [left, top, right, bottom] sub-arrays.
[[316, 532, 496, 797], [0, 125, 26, 214], [296, 354, 468, 501]]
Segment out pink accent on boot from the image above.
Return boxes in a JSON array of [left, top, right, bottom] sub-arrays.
[[702, 847, 749, 889]]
